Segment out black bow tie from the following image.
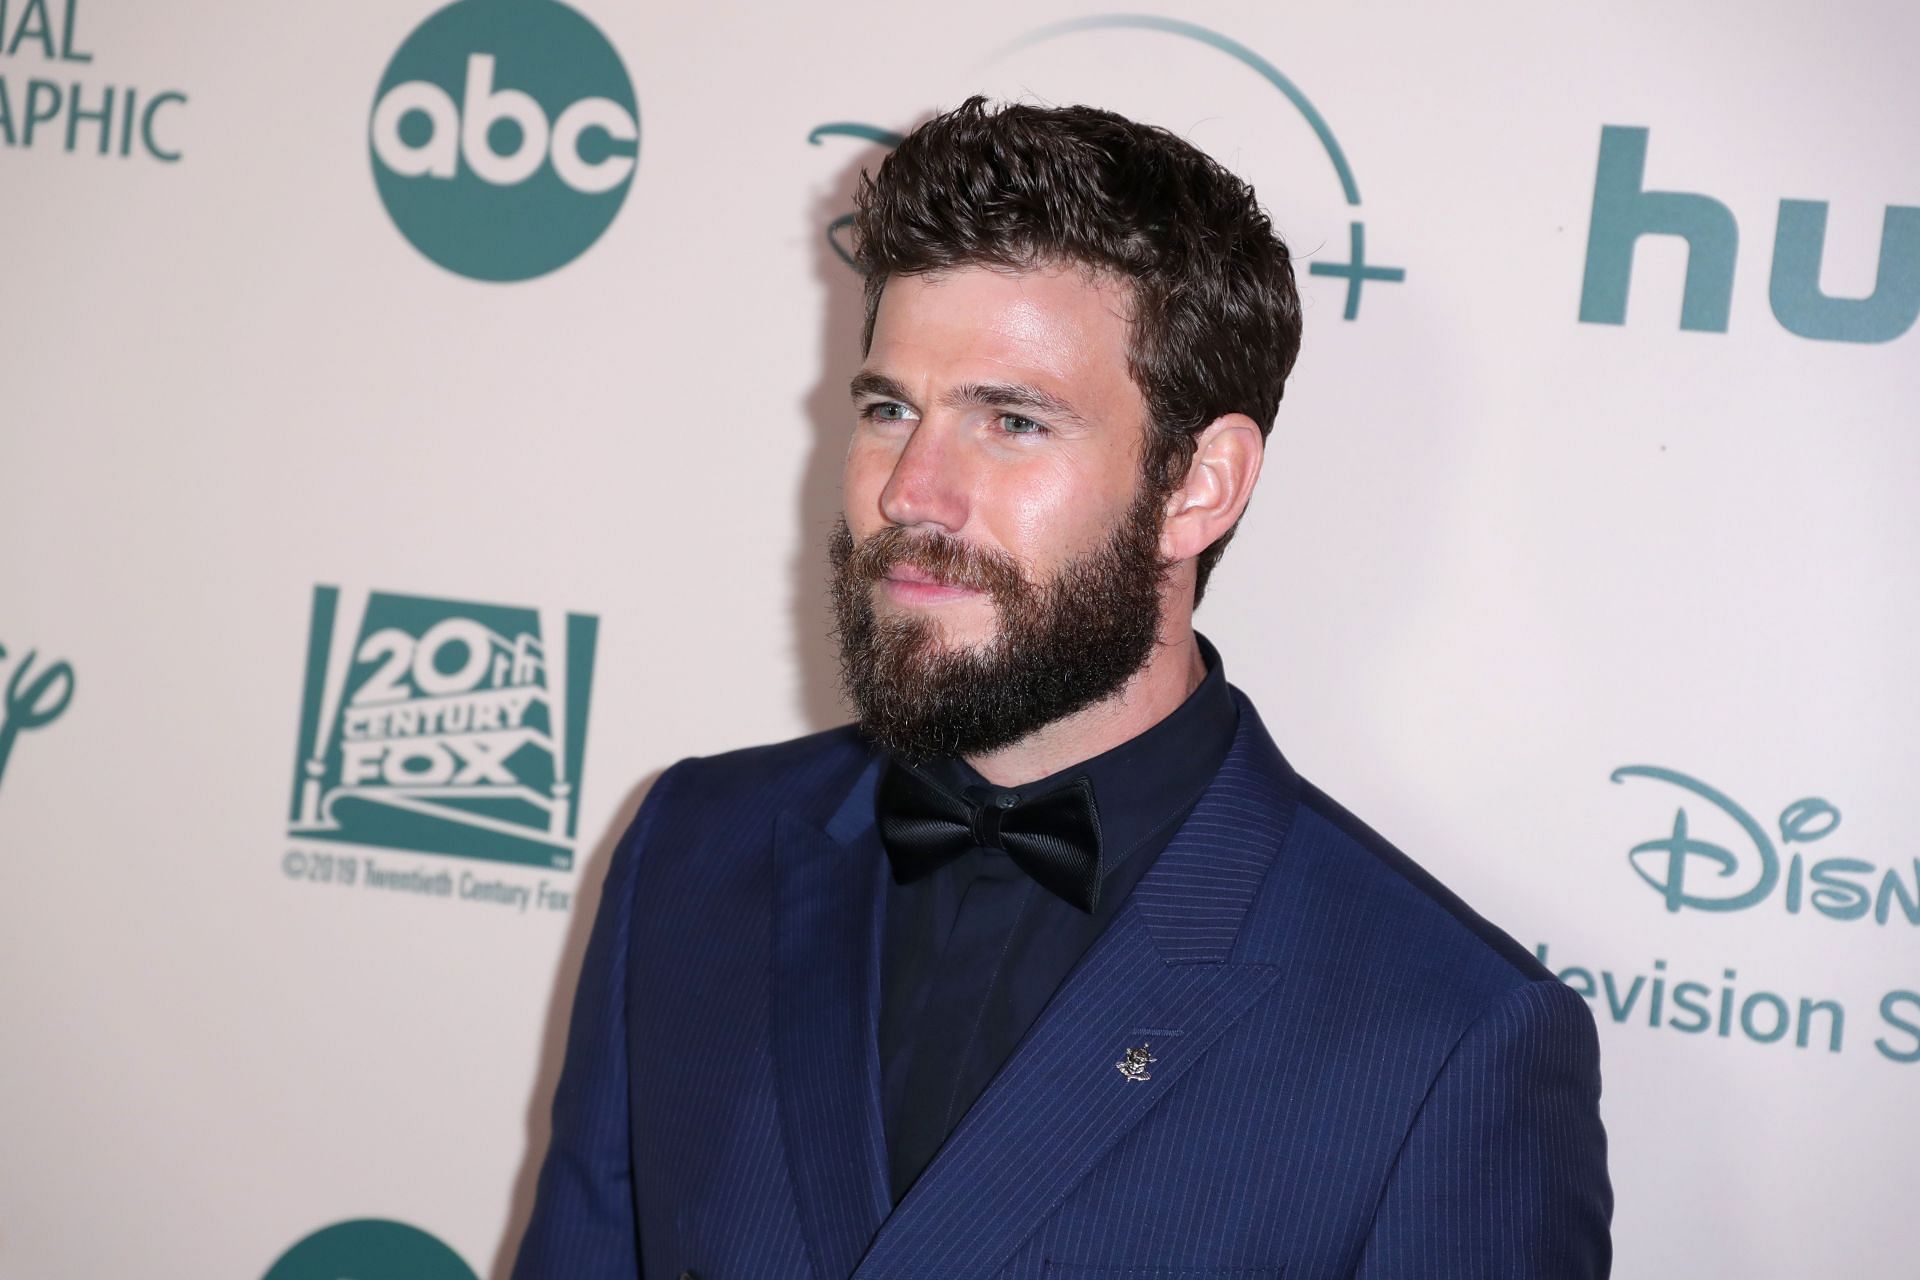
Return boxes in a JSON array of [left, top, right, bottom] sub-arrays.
[[876, 758, 1105, 913]]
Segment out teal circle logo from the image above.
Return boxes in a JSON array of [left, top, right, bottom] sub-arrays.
[[369, 0, 639, 281], [263, 1219, 478, 1280]]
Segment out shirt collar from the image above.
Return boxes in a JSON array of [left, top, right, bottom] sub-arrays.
[[917, 633, 1238, 880]]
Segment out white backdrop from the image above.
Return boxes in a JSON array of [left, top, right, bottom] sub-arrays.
[[3, 1, 1916, 1276]]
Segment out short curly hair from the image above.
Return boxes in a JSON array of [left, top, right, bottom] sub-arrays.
[[852, 95, 1302, 604]]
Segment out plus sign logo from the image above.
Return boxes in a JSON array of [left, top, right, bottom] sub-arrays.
[[1311, 220, 1405, 321], [807, 14, 1406, 322]]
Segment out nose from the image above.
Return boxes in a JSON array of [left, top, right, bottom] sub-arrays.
[[876, 417, 970, 534]]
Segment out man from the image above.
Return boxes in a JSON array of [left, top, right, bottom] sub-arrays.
[[516, 97, 1611, 1278]]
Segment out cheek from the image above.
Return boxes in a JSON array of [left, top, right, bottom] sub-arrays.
[[993, 456, 1125, 563]]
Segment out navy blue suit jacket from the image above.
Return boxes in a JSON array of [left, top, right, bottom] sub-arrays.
[[515, 693, 1611, 1278]]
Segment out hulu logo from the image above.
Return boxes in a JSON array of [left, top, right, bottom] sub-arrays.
[[1579, 125, 1920, 343]]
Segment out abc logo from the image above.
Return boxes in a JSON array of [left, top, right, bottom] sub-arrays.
[[263, 1219, 477, 1280], [368, 0, 639, 282]]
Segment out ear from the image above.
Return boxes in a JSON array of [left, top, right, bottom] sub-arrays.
[[1159, 413, 1265, 565]]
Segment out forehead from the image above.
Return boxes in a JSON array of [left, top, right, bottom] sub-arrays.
[[865, 264, 1137, 401]]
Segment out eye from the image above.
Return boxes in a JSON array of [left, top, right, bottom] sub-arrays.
[[859, 400, 916, 424], [998, 413, 1048, 436]]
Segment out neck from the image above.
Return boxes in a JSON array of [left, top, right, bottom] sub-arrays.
[[964, 614, 1205, 788]]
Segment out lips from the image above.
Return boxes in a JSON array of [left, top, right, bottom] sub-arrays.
[[880, 563, 982, 602], [885, 564, 954, 587], [840, 523, 1018, 604]]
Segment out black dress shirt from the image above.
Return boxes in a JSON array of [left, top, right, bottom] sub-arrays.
[[877, 635, 1239, 1202]]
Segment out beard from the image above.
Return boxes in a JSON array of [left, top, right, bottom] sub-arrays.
[[828, 479, 1172, 761]]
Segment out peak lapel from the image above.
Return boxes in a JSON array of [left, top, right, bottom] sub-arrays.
[[770, 760, 892, 1280], [854, 698, 1299, 1278]]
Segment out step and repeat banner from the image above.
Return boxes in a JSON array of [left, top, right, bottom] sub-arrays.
[[3, 1, 1914, 1276]]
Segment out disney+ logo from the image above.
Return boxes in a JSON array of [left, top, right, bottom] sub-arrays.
[[1613, 766, 1915, 925], [0, 642, 75, 795]]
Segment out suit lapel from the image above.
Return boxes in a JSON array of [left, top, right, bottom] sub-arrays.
[[770, 758, 893, 1280], [855, 697, 1299, 1277]]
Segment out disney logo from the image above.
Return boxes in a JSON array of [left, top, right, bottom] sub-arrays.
[[0, 642, 76, 794], [1612, 766, 1916, 925]]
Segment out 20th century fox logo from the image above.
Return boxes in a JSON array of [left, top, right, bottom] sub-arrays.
[[288, 585, 597, 869]]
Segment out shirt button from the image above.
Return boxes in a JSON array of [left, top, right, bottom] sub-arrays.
[[679, 1271, 699, 1280]]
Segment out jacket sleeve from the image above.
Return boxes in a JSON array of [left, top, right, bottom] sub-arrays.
[[1354, 978, 1613, 1279], [513, 763, 684, 1280]]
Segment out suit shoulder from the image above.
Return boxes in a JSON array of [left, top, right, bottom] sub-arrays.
[[652, 723, 874, 828], [676, 722, 869, 782], [1248, 775, 1555, 1001]]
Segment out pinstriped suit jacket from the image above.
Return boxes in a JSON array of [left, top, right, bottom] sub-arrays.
[[514, 691, 1611, 1278]]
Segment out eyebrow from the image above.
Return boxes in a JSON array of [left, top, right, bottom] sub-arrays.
[[849, 371, 1088, 428]]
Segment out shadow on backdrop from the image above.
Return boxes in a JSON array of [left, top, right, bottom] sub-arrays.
[[790, 135, 893, 734], [487, 135, 896, 1278], [488, 764, 658, 1280]]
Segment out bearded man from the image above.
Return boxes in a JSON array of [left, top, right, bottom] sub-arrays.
[[514, 98, 1612, 1280]]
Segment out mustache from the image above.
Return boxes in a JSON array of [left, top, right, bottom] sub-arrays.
[[833, 522, 1028, 598]]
